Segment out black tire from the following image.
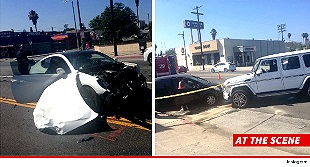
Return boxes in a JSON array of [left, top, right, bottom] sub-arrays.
[[224, 68, 228, 72], [231, 89, 251, 108], [302, 82, 310, 98], [148, 53, 152, 65], [80, 86, 102, 115], [204, 93, 217, 106], [211, 68, 215, 73]]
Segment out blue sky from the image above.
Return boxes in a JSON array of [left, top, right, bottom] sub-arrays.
[[155, 0, 310, 52], [0, 0, 152, 32]]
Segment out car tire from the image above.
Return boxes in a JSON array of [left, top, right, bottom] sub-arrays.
[[204, 93, 217, 106], [224, 68, 228, 72], [148, 53, 152, 65], [80, 86, 103, 115], [231, 89, 250, 108], [302, 82, 310, 98], [211, 68, 215, 73]]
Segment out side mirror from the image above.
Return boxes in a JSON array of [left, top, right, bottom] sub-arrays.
[[256, 69, 263, 76], [56, 68, 66, 75]]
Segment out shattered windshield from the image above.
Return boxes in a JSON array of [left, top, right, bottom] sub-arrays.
[[64, 51, 117, 71]]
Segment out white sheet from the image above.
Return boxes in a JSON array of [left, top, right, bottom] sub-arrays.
[[33, 73, 98, 134]]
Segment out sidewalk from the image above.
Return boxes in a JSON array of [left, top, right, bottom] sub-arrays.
[[155, 107, 310, 155]]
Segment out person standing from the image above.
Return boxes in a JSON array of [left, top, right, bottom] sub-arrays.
[[16, 44, 30, 75]]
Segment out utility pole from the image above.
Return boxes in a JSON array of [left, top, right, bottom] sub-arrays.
[[65, 0, 80, 50], [110, 0, 118, 56], [277, 24, 286, 41], [76, 0, 84, 50], [191, 5, 205, 70], [178, 31, 188, 69]]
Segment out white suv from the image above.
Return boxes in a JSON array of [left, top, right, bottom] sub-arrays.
[[223, 49, 310, 108]]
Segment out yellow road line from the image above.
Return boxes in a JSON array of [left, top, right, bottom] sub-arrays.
[[0, 97, 151, 131], [155, 83, 223, 100]]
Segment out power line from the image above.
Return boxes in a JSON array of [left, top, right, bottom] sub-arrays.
[[277, 24, 286, 41]]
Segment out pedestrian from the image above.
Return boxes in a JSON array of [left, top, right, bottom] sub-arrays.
[[16, 44, 30, 75], [85, 42, 90, 50]]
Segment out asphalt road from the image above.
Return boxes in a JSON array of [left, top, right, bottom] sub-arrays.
[[0, 55, 152, 156]]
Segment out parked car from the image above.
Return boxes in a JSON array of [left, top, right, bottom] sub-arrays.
[[143, 47, 152, 65], [210, 62, 236, 73], [222, 49, 310, 108], [11, 50, 151, 122], [178, 65, 188, 73], [155, 74, 222, 110]]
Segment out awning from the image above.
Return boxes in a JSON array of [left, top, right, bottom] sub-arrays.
[[51, 34, 68, 41]]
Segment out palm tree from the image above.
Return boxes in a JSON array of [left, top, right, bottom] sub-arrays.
[[28, 10, 39, 32], [210, 28, 217, 40], [287, 33, 291, 41], [135, 0, 139, 24], [302, 33, 309, 44]]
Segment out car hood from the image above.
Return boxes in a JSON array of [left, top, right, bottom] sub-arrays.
[[224, 72, 254, 85]]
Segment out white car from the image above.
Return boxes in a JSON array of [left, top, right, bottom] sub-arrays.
[[143, 47, 152, 65], [11, 50, 151, 119], [210, 62, 236, 73]]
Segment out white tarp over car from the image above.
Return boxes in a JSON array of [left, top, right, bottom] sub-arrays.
[[33, 73, 98, 135]]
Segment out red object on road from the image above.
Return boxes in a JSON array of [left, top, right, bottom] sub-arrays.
[[218, 73, 221, 80]]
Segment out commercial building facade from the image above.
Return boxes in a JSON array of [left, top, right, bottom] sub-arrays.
[[176, 38, 286, 70]]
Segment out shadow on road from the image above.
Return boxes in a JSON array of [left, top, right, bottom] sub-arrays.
[[248, 94, 309, 108]]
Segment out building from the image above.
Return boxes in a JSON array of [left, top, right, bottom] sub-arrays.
[[176, 38, 286, 71]]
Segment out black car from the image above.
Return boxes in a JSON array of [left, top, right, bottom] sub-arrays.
[[155, 74, 223, 110]]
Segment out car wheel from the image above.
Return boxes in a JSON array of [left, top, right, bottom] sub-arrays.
[[148, 53, 152, 65], [224, 68, 228, 72], [80, 86, 102, 115], [302, 82, 310, 98], [204, 93, 217, 106], [231, 89, 250, 108], [211, 68, 215, 73]]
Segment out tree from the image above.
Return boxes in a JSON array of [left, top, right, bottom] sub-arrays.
[[165, 48, 176, 55], [89, 2, 139, 43], [287, 33, 291, 41], [28, 10, 39, 32], [210, 28, 217, 40]]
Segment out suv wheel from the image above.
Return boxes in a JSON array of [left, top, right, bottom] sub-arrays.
[[224, 68, 228, 72], [231, 89, 250, 108], [148, 53, 152, 65], [204, 93, 217, 106], [211, 68, 215, 73], [303, 82, 310, 98]]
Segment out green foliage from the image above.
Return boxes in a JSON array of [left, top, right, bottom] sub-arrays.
[[28, 10, 39, 32], [165, 48, 176, 55], [210, 28, 217, 40], [89, 2, 139, 43], [286, 41, 303, 51]]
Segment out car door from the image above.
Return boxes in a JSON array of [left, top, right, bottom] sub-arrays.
[[253, 58, 283, 93], [281, 55, 304, 90], [174, 77, 198, 105], [11, 56, 70, 103]]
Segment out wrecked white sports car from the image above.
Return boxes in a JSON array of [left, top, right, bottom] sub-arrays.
[[11, 50, 151, 134]]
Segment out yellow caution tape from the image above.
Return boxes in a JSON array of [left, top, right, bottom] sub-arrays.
[[155, 83, 224, 100]]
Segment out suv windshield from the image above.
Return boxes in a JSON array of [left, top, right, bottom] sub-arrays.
[[252, 59, 260, 73]]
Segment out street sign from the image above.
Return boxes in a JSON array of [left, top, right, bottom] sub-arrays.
[[183, 20, 204, 29]]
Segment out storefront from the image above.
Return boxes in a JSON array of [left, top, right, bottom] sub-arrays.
[[176, 38, 286, 70], [189, 40, 220, 66]]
